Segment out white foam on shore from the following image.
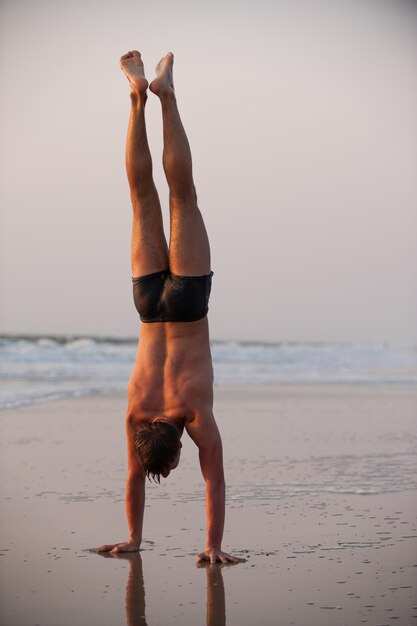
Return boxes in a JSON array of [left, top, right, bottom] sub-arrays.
[[1, 336, 416, 409]]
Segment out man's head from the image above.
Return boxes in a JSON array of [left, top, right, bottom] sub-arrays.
[[134, 420, 182, 482]]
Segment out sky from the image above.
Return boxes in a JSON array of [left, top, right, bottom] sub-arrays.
[[0, 0, 416, 345]]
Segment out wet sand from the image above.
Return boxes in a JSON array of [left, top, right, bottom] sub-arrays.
[[1, 385, 417, 626]]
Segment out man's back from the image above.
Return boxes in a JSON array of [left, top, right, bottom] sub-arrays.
[[128, 318, 213, 424]]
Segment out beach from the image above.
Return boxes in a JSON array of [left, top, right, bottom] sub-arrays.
[[1, 385, 416, 626]]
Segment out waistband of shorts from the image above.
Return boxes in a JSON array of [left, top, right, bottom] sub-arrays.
[[132, 270, 213, 283]]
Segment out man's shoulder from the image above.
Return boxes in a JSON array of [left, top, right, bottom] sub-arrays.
[[185, 409, 221, 449], [127, 376, 163, 415], [126, 389, 160, 429], [126, 410, 152, 431], [186, 407, 214, 424]]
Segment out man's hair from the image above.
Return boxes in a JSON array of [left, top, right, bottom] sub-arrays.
[[134, 421, 180, 483]]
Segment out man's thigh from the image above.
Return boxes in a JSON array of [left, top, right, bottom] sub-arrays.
[[168, 198, 211, 276], [131, 196, 169, 277]]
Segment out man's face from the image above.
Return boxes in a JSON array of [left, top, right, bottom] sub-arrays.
[[161, 441, 182, 478]]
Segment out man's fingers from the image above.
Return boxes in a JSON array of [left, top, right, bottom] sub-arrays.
[[196, 551, 214, 564], [111, 543, 140, 554], [228, 554, 245, 563], [218, 551, 244, 565], [95, 544, 117, 552], [94, 542, 141, 555], [225, 553, 239, 563], [196, 550, 244, 565]]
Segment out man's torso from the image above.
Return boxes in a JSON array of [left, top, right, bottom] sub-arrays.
[[127, 318, 213, 425]]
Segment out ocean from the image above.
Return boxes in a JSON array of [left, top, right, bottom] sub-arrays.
[[1, 335, 416, 410]]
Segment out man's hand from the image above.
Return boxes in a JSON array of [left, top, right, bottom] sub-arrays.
[[93, 540, 140, 554], [196, 548, 243, 565]]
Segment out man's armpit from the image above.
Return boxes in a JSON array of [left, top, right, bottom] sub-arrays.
[[185, 411, 219, 448]]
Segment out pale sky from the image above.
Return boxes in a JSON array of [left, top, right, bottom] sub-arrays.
[[0, 0, 416, 345]]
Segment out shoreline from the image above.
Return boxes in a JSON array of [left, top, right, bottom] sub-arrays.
[[2, 380, 417, 413]]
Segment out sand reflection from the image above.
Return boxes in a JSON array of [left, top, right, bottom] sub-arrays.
[[97, 552, 147, 626], [97, 552, 227, 626], [198, 562, 226, 626]]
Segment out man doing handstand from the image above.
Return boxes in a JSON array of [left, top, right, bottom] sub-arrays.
[[96, 51, 239, 564]]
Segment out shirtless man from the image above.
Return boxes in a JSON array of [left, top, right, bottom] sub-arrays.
[[96, 51, 239, 564]]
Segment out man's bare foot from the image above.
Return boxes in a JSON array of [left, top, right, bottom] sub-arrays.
[[149, 52, 175, 97], [120, 50, 148, 96]]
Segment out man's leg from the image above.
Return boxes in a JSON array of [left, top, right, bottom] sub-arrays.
[[120, 51, 168, 277], [150, 53, 210, 277]]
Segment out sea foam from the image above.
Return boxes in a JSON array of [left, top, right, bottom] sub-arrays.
[[1, 336, 416, 409]]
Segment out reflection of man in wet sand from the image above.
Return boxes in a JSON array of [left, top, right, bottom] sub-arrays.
[[100, 552, 226, 626], [96, 51, 239, 564]]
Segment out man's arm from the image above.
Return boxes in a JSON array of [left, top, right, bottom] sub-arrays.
[[186, 412, 240, 564], [199, 431, 226, 550], [95, 416, 145, 553], [125, 457, 145, 546]]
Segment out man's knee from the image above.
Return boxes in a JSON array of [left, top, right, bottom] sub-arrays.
[[131, 190, 161, 215], [169, 185, 198, 210]]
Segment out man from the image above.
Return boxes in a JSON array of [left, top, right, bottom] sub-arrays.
[[96, 51, 239, 564]]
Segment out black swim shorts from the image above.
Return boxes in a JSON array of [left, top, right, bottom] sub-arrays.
[[132, 270, 213, 323]]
